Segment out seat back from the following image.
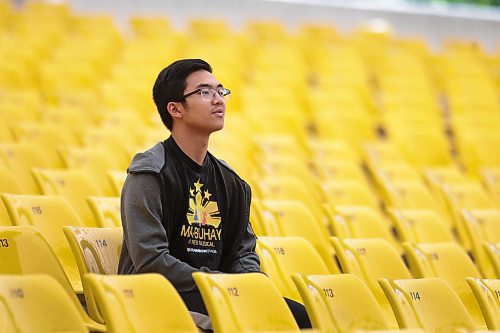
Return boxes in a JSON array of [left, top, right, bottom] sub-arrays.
[[331, 205, 400, 252], [1, 193, 84, 292], [0, 143, 49, 194], [0, 275, 87, 333], [466, 277, 500, 329], [0, 225, 104, 331], [257, 236, 331, 301], [379, 277, 476, 332], [403, 241, 486, 328], [64, 226, 123, 323], [331, 237, 412, 328], [33, 168, 102, 227], [292, 273, 389, 332], [483, 242, 500, 278], [86, 273, 198, 333], [193, 272, 300, 333], [388, 208, 455, 242], [262, 200, 339, 273], [0, 166, 22, 226], [87, 196, 122, 227], [461, 209, 500, 278]]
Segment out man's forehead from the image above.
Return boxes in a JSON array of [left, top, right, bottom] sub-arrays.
[[185, 70, 220, 87]]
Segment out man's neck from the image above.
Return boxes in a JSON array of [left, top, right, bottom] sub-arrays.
[[171, 130, 209, 166]]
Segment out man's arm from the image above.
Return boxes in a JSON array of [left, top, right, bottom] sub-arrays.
[[120, 172, 217, 291], [226, 221, 262, 273]]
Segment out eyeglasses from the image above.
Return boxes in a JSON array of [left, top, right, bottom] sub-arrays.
[[182, 87, 231, 101]]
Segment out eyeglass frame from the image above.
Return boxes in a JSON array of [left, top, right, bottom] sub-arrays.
[[181, 86, 231, 101]]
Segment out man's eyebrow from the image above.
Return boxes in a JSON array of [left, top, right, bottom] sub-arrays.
[[195, 83, 223, 88]]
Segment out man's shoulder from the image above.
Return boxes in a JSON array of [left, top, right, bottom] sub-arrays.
[[209, 153, 249, 187], [128, 142, 165, 174]]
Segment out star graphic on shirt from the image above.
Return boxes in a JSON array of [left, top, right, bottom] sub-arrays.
[[194, 179, 203, 193], [204, 190, 212, 200], [189, 188, 195, 196]]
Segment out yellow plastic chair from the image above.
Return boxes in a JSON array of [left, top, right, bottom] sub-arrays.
[[328, 205, 401, 253], [403, 242, 486, 329], [460, 209, 500, 278], [0, 166, 23, 226], [388, 209, 455, 243], [0, 142, 49, 194], [59, 146, 119, 196], [466, 278, 500, 329], [483, 242, 500, 278], [331, 237, 412, 329], [261, 200, 338, 272], [258, 176, 323, 221], [64, 226, 123, 324], [0, 275, 88, 333], [193, 272, 302, 333], [257, 236, 333, 302], [86, 273, 198, 333], [322, 179, 380, 212], [292, 273, 395, 332], [87, 196, 122, 227], [441, 182, 496, 246], [107, 170, 127, 196], [1, 193, 84, 293], [33, 168, 102, 227], [381, 180, 440, 214], [379, 277, 477, 332], [0, 226, 105, 332]]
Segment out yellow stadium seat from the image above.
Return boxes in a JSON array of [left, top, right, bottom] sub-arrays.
[[327, 205, 400, 252], [0, 226, 105, 332], [441, 181, 497, 247], [483, 242, 500, 278], [379, 277, 476, 332], [59, 146, 119, 196], [87, 273, 197, 333], [466, 278, 500, 329], [64, 226, 123, 324], [33, 168, 102, 227], [0, 142, 49, 194], [392, 129, 453, 168], [258, 176, 323, 221], [362, 141, 407, 170], [261, 200, 337, 272], [388, 209, 455, 243], [381, 180, 441, 215], [292, 273, 420, 333], [0, 166, 22, 226], [0, 275, 88, 333], [480, 167, 500, 201], [315, 159, 366, 182], [193, 272, 301, 333], [257, 236, 334, 302], [331, 237, 412, 328], [10, 122, 79, 167], [322, 179, 380, 212], [460, 209, 500, 278], [403, 242, 486, 329], [107, 170, 127, 196], [87, 196, 122, 228], [1, 194, 84, 293]]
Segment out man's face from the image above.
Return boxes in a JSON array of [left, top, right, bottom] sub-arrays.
[[178, 70, 226, 134]]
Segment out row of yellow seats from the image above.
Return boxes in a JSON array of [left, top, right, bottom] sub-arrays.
[[1, 224, 498, 332]]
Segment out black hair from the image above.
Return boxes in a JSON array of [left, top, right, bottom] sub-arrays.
[[152, 59, 212, 130]]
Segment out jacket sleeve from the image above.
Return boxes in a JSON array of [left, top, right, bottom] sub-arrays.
[[226, 183, 262, 273], [226, 222, 262, 273], [120, 172, 218, 292]]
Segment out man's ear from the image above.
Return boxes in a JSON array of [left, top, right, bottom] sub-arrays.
[[167, 102, 183, 119]]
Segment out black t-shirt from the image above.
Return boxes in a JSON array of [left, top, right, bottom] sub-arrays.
[[165, 137, 224, 271]]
